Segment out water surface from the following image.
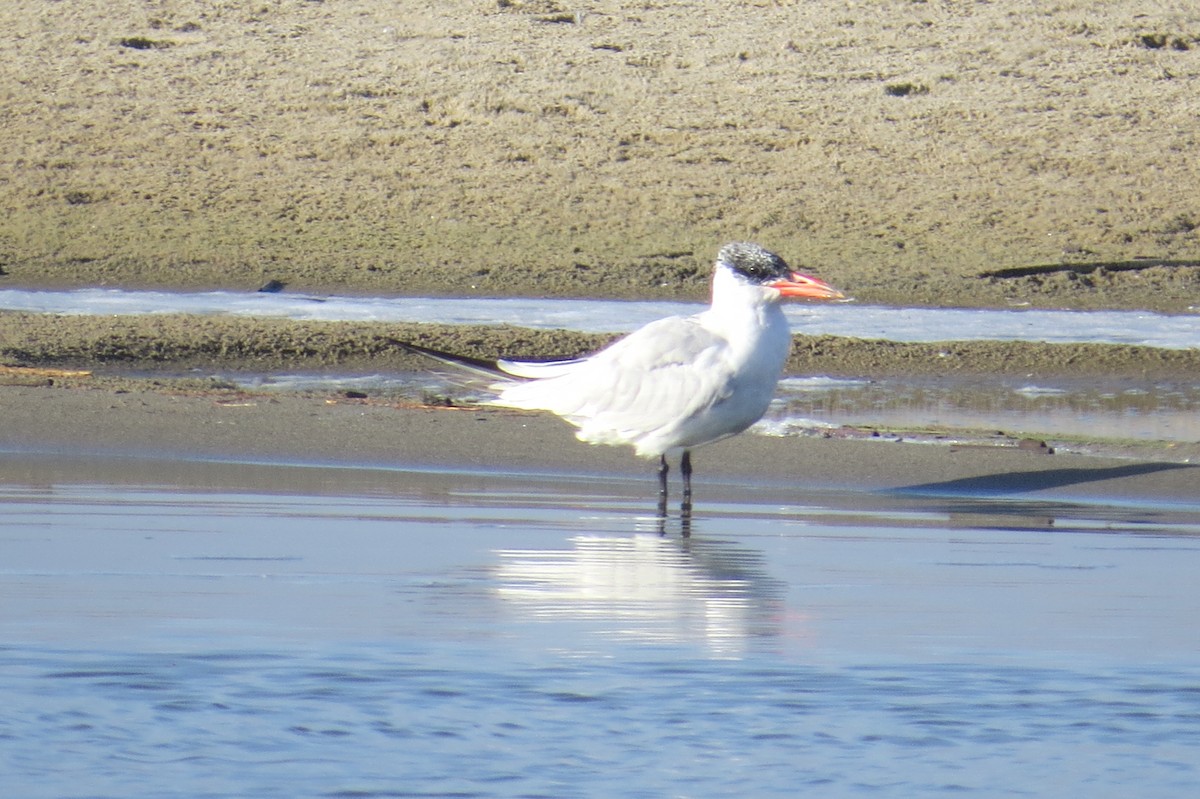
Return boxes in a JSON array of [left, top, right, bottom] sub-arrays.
[[2, 453, 1199, 797], [9, 286, 1200, 446], [236, 371, 1200, 446], [4, 287, 1199, 348]]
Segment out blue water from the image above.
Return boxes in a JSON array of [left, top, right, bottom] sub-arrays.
[[3, 287, 1199, 348], [3, 455, 1199, 798]]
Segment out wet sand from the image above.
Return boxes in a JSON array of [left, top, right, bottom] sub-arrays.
[[3, 382, 1196, 505], [5, 311, 1200, 380]]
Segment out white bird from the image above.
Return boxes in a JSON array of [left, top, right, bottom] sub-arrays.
[[471, 242, 845, 512]]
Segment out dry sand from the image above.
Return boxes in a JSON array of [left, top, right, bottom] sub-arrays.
[[3, 0, 1199, 310]]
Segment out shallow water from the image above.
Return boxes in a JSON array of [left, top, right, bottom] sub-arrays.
[[236, 370, 1200, 446], [4, 287, 1200, 348], [765, 375, 1200, 444], [9, 285, 1200, 446], [3, 453, 1199, 798]]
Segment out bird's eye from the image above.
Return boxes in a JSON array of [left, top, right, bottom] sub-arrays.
[[740, 258, 774, 278]]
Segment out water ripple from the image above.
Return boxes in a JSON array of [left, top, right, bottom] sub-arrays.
[[12, 651, 1198, 797], [3, 459, 1200, 797]]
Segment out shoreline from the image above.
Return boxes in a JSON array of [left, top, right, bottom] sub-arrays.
[[4, 258, 1200, 317], [2, 382, 1196, 507]]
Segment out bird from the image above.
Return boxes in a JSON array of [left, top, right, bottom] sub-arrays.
[[397, 242, 845, 518]]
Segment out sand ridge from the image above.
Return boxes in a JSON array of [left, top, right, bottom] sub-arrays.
[[1, 310, 1198, 380]]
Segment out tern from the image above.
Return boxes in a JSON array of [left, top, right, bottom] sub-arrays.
[[398, 243, 844, 515]]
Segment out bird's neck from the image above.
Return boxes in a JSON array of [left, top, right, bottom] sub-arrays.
[[708, 265, 782, 316], [704, 268, 789, 353]]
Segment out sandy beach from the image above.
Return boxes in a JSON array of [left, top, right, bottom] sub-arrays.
[[3, 0, 1199, 310]]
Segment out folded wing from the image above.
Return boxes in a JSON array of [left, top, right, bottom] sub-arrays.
[[492, 316, 742, 455]]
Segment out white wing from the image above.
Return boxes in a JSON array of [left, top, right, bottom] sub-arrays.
[[492, 316, 762, 456]]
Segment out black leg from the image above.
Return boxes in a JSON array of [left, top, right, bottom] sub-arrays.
[[681, 451, 693, 502], [680, 450, 693, 537], [657, 454, 669, 522]]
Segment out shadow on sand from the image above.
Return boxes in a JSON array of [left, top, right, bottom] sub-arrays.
[[894, 461, 1194, 497]]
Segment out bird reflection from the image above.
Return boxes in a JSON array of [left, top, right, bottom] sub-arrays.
[[493, 531, 784, 657], [656, 490, 692, 537]]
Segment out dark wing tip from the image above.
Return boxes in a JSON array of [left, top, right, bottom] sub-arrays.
[[387, 339, 508, 378]]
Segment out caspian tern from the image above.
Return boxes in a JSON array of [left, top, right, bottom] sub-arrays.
[[482, 242, 844, 512]]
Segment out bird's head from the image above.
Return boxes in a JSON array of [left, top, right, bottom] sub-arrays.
[[717, 242, 845, 301]]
